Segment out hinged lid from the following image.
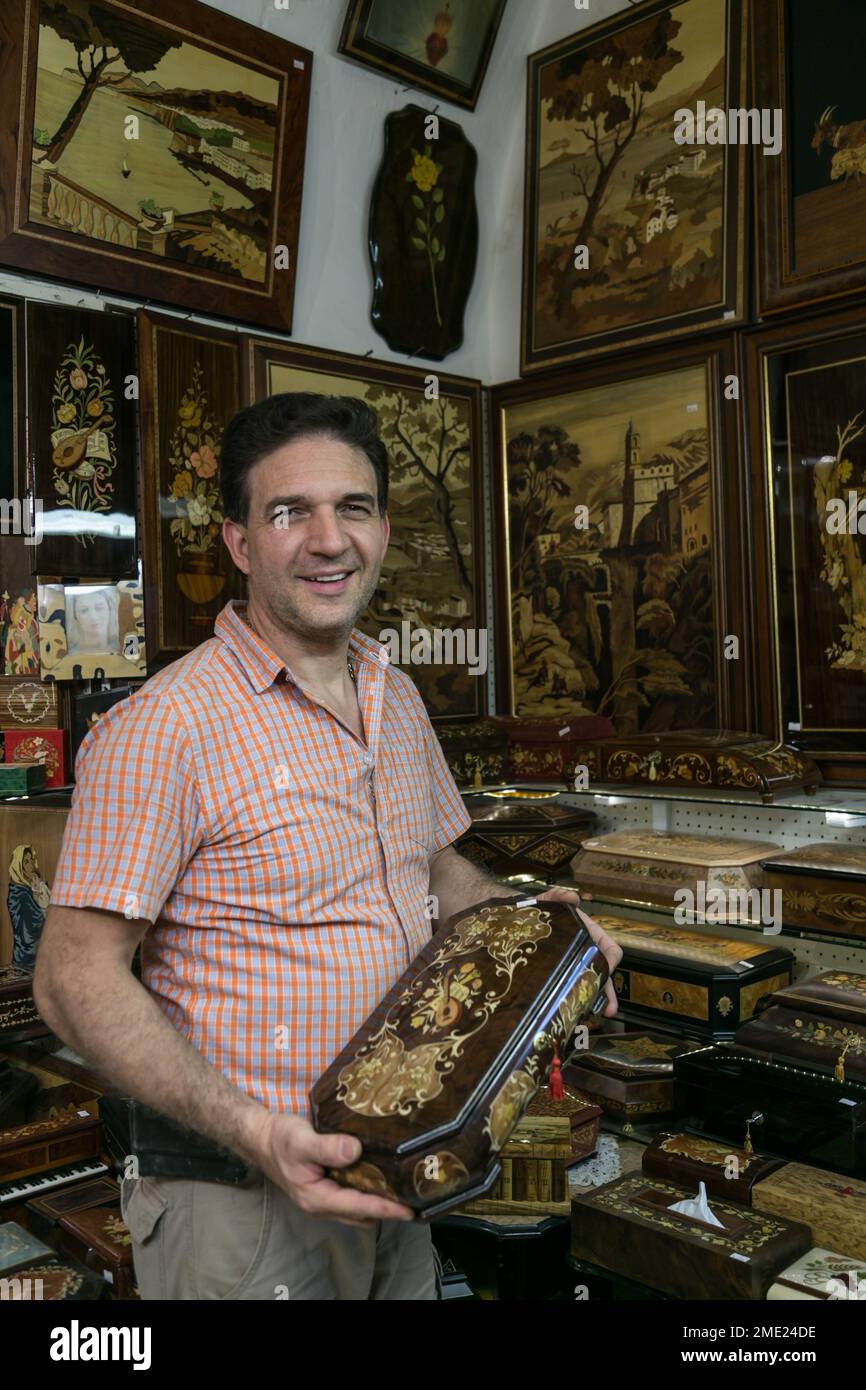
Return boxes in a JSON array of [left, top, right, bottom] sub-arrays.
[[762, 844, 866, 879], [764, 971, 866, 1024], [579, 830, 781, 868], [576, 1030, 702, 1077], [592, 914, 787, 973]]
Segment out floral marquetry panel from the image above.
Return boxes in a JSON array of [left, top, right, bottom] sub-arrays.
[[139, 312, 246, 667]]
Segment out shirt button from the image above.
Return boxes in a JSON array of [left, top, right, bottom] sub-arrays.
[[362, 753, 374, 767]]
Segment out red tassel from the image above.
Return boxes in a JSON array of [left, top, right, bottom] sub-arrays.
[[548, 1040, 564, 1100]]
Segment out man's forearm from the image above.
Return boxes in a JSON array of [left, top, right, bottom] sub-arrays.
[[429, 846, 520, 927], [35, 962, 268, 1168]]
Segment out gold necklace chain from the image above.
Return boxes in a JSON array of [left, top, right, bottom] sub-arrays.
[[244, 607, 356, 683]]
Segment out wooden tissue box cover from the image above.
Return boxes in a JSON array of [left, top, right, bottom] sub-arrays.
[[0, 676, 62, 730], [0, 761, 46, 795], [436, 721, 508, 789], [572, 730, 821, 802], [0, 966, 48, 1045], [58, 1204, 136, 1299], [753, 1163, 866, 1262], [589, 914, 793, 1039], [310, 896, 609, 1217], [571, 1174, 811, 1299], [571, 830, 782, 918], [642, 1131, 783, 1205], [761, 845, 866, 938], [736, 971, 866, 1083], [458, 791, 597, 876], [768, 1248, 866, 1300], [490, 716, 615, 784]]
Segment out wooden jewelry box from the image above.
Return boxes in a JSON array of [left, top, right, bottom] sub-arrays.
[[490, 716, 615, 784], [570, 1173, 811, 1299], [436, 721, 509, 789], [0, 967, 48, 1045], [26, 1174, 120, 1245], [570, 730, 821, 802], [458, 790, 597, 878], [735, 970, 866, 1083], [58, 1204, 137, 1299], [767, 1248, 866, 1301], [672, 1043, 866, 1179], [588, 914, 793, 1040], [310, 896, 609, 1218], [563, 1031, 704, 1121], [752, 1162, 866, 1263], [0, 1052, 102, 1184], [641, 1130, 783, 1205], [571, 830, 782, 918], [760, 844, 866, 938], [0, 676, 63, 730], [525, 1085, 601, 1159]]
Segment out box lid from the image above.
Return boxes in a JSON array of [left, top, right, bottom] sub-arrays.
[[592, 914, 791, 975], [769, 1248, 866, 1299], [0, 1220, 53, 1275], [761, 844, 866, 879], [579, 830, 781, 868], [764, 971, 866, 1024], [578, 1031, 703, 1077], [462, 791, 595, 833]]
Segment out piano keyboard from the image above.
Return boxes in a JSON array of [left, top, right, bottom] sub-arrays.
[[0, 1159, 109, 1206]]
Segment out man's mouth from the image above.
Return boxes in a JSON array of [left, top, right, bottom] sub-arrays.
[[299, 570, 354, 592]]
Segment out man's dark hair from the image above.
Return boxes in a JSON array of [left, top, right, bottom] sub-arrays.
[[218, 392, 389, 525]]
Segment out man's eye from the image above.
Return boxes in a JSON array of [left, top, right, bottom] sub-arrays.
[[344, 505, 370, 515]]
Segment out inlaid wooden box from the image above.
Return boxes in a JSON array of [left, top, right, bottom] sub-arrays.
[[490, 715, 614, 784], [571, 830, 782, 919], [589, 914, 794, 1039], [0, 676, 63, 730], [0, 1054, 102, 1183], [26, 1174, 120, 1245], [572, 730, 821, 802], [458, 790, 597, 877], [525, 1084, 601, 1159], [563, 1031, 703, 1120], [753, 1163, 866, 1263], [58, 1204, 137, 1299], [736, 970, 866, 1083], [570, 1174, 811, 1299], [3, 729, 69, 790], [761, 844, 866, 938], [641, 1131, 783, 1205], [0, 965, 48, 1044], [767, 1248, 866, 1301], [310, 897, 609, 1217], [436, 721, 509, 789]]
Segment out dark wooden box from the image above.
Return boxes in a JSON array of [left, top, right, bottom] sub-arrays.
[[58, 1204, 136, 1299], [0, 1254, 108, 1300], [0, 1059, 39, 1127], [570, 1174, 811, 1299], [673, 1043, 866, 1180], [26, 1174, 119, 1245], [572, 730, 821, 802], [761, 845, 866, 938], [0, 1054, 102, 1183], [641, 1130, 783, 1204], [563, 1031, 704, 1121], [587, 913, 793, 1040], [736, 970, 866, 1083], [435, 721, 509, 790], [458, 790, 597, 878], [490, 716, 615, 784], [310, 897, 609, 1217], [0, 966, 49, 1045], [0, 676, 63, 730]]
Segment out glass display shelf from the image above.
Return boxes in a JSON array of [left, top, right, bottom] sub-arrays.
[[465, 780, 866, 821]]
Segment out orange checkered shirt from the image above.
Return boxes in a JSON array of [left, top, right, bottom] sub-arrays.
[[50, 600, 472, 1115]]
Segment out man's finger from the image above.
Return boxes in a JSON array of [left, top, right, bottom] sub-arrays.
[[299, 1177, 416, 1224]]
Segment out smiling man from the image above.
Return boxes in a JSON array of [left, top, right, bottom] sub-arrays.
[[34, 392, 620, 1301]]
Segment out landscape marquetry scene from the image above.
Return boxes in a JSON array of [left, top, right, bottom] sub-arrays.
[[266, 362, 479, 719], [30, 0, 280, 285], [504, 365, 716, 731], [533, 0, 727, 350]]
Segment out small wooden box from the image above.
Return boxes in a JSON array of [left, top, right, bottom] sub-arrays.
[[435, 721, 509, 789], [760, 844, 866, 938], [310, 896, 609, 1217], [641, 1131, 783, 1205], [0, 1255, 108, 1300], [0, 676, 62, 730], [0, 761, 46, 796], [525, 1084, 601, 1159], [0, 966, 48, 1044], [571, 1174, 811, 1299], [3, 729, 69, 790], [736, 970, 866, 1083], [564, 1031, 703, 1120], [26, 1175, 120, 1245], [0, 1219, 54, 1275], [0, 1055, 102, 1182], [753, 1162, 866, 1262], [58, 1204, 137, 1299], [490, 716, 615, 784], [572, 730, 821, 802], [590, 913, 793, 1039], [571, 830, 782, 919], [767, 1248, 866, 1301], [458, 790, 597, 877]]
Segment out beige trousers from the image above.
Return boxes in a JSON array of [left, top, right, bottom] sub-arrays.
[[120, 1175, 440, 1301]]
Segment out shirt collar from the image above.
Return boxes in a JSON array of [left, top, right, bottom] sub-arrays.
[[214, 600, 390, 694]]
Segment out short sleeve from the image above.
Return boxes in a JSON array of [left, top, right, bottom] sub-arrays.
[[424, 716, 471, 854], [50, 690, 205, 925]]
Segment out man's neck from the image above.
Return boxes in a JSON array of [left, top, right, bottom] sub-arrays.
[[241, 598, 353, 692]]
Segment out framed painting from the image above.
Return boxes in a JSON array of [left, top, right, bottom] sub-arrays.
[[0, 796, 69, 971], [491, 335, 748, 732], [242, 337, 487, 723], [138, 310, 245, 668], [754, 0, 866, 315], [0, 294, 25, 501], [338, 0, 508, 111], [37, 575, 146, 681], [0, 0, 312, 331], [0, 538, 40, 676], [745, 305, 866, 783], [369, 104, 478, 361], [26, 302, 137, 579], [522, 0, 748, 373]]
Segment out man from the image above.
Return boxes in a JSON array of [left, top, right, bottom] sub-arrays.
[[35, 393, 620, 1301]]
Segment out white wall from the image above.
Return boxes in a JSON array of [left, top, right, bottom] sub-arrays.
[[0, 0, 622, 384]]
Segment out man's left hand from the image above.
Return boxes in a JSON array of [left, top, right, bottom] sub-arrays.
[[536, 886, 621, 1018]]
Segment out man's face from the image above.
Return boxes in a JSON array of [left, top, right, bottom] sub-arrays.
[[224, 434, 390, 642]]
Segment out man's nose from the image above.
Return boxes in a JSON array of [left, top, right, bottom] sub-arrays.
[[306, 508, 351, 553]]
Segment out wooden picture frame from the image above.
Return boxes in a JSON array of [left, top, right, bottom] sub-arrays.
[[0, 0, 312, 331], [491, 334, 749, 733], [25, 302, 137, 580], [0, 293, 25, 501], [522, 0, 748, 373], [745, 304, 866, 783], [753, 0, 866, 316], [242, 336, 487, 723], [37, 576, 146, 682], [338, 0, 507, 112], [138, 310, 245, 669]]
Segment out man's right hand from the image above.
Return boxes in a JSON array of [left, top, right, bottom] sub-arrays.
[[252, 1110, 416, 1229]]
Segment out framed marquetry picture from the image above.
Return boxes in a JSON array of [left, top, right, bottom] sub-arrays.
[[754, 0, 866, 315], [0, 795, 69, 971], [37, 575, 146, 682], [242, 337, 487, 723], [338, 0, 508, 111], [0, 294, 25, 501], [138, 310, 245, 668], [0, 0, 312, 331], [0, 539, 40, 677], [26, 302, 137, 579], [745, 306, 866, 782], [522, 0, 748, 373], [491, 336, 748, 732]]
